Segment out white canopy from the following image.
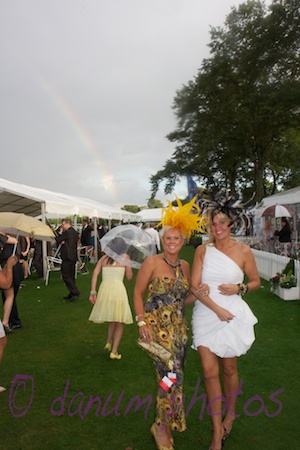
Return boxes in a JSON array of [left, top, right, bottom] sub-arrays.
[[260, 186, 300, 207], [0, 177, 141, 221], [138, 208, 163, 222]]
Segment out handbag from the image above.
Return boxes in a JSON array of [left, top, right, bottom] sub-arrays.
[[137, 338, 173, 370]]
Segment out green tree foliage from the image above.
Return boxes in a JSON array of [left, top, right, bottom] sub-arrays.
[[150, 0, 300, 203], [147, 198, 164, 208], [121, 204, 140, 213]]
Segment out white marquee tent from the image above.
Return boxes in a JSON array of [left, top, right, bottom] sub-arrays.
[[0, 177, 141, 221], [0, 177, 141, 277], [260, 186, 300, 207], [138, 208, 163, 222]]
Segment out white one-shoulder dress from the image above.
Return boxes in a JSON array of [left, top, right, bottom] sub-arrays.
[[192, 244, 258, 358]]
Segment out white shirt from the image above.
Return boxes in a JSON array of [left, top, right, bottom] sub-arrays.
[[145, 227, 161, 251]]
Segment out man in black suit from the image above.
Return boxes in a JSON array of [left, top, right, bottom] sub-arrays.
[[56, 219, 80, 301], [81, 219, 92, 247]]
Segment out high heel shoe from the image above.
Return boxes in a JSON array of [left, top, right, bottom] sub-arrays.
[[109, 352, 121, 360], [104, 343, 112, 352], [3, 324, 13, 334], [168, 436, 174, 446], [208, 429, 224, 450], [208, 443, 223, 450], [150, 424, 174, 450], [222, 422, 234, 441]]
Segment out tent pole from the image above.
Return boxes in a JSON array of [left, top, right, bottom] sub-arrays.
[[41, 202, 47, 279], [92, 217, 98, 262]]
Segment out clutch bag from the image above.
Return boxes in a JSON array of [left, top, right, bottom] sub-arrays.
[[137, 338, 173, 370]]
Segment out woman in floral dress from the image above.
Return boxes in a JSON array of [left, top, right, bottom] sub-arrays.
[[134, 197, 204, 450]]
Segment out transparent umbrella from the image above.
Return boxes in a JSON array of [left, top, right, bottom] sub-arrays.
[[100, 224, 156, 269]]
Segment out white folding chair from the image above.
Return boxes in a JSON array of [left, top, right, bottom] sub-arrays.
[[45, 256, 62, 285], [76, 246, 90, 275], [27, 248, 35, 275]]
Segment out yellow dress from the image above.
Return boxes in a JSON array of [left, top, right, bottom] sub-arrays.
[[89, 266, 133, 324], [144, 268, 189, 432]]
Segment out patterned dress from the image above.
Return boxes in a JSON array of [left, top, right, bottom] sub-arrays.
[[144, 265, 189, 432]]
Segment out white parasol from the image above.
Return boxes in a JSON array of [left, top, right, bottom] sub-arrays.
[[0, 212, 55, 241], [261, 204, 296, 218], [100, 224, 156, 269]]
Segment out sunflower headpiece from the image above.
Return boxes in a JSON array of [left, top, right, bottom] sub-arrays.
[[199, 188, 253, 231], [158, 195, 206, 242]]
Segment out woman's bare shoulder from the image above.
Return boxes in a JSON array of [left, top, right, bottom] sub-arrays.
[[195, 242, 208, 256], [236, 241, 252, 253]]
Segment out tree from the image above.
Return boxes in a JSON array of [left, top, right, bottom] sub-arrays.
[[121, 205, 140, 214], [147, 198, 164, 209], [150, 0, 300, 203]]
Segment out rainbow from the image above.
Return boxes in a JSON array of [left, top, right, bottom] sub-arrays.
[[23, 62, 119, 203]]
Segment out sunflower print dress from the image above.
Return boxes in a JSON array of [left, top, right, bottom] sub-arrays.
[[144, 264, 189, 432]]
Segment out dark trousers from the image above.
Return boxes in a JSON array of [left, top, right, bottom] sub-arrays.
[[61, 260, 80, 296]]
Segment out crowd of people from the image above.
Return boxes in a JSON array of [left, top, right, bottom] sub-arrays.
[[260, 217, 293, 256], [0, 195, 262, 450]]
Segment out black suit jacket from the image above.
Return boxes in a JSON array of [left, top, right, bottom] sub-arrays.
[[81, 225, 92, 246], [56, 227, 78, 262]]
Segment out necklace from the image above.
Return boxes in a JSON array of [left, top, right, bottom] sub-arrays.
[[163, 254, 182, 279], [163, 255, 180, 267]]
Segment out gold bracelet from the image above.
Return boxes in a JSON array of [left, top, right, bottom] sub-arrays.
[[90, 290, 97, 296]]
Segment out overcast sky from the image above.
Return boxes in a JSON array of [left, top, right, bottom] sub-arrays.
[[0, 0, 269, 209]]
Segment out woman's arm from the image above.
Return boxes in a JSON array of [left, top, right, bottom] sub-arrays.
[[0, 255, 18, 289], [21, 237, 30, 258], [0, 233, 17, 245], [122, 254, 133, 281], [218, 245, 261, 296], [190, 245, 235, 322], [89, 256, 105, 304], [243, 245, 261, 292], [133, 257, 153, 317], [133, 256, 156, 341], [189, 245, 209, 300]]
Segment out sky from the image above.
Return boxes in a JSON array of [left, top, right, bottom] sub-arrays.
[[0, 0, 270, 209]]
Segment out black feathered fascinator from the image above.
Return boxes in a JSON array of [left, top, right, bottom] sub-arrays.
[[199, 188, 253, 231]]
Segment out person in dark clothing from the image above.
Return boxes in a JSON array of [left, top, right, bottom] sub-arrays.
[[56, 219, 80, 301], [274, 217, 292, 256], [81, 219, 92, 247], [0, 236, 23, 333], [0, 246, 18, 392], [32, 239, 52, 279]]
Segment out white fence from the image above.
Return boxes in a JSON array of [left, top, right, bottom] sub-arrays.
[[252, 249, 300, 299]]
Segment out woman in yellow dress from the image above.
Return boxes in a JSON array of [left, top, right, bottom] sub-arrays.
[[89, 237, 133, 360]]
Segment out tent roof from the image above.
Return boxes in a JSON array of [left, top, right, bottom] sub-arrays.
[[138, 208, 163, 222], [260, 186, 300, 207], [0, 177, 141, 221]]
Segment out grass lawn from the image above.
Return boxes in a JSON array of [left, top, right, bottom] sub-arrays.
[[0, 245, 299, 449]]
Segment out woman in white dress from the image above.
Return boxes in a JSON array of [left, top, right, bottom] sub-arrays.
[[188, 191, 260, 450]]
